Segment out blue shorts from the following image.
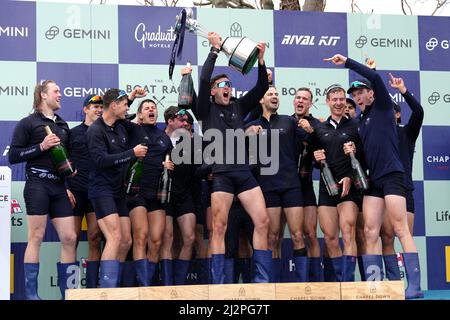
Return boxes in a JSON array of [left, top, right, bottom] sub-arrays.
[[318, 180, 362, 208], [166, 194, 195, 219], [72, 191, 94, 217], [126, 193, 165, 213], [91, 196, 128, 219], [367, 172, 406, 198], [406, 190, 415, 214], [300, 180, 317, 207], [212, 171, 259, 195], [23, 176, 73, 218], [263, 187, 303, 208]]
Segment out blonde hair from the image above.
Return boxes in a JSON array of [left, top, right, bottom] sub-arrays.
[[33, 80, 56, 112]]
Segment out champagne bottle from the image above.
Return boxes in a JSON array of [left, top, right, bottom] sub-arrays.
[[320, 160, 339, 196], [178, 61, 194, 109], [157, 153, 172, 204], [349, 152, 369, 191], [124, 144, 145, 195], [44, 125, 76, 177]]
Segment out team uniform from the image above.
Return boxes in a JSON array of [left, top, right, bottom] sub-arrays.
[[9, 112, 73, 218], [86, 117, 136, 219]]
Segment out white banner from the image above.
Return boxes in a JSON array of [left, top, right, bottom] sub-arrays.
[[0, 167, 11, 300]]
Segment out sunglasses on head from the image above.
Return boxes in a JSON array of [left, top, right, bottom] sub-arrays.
[[115, 90, 128, 101], [349, 81, 368, 89], [88, 95, 102, 105], [176, 109, 188, 116], [215, 80, 232, 88]]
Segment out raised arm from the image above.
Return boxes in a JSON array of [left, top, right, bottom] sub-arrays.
[[389, 73, 424, 140], [197, 32, 222, 121], [239, 42, 269, 115], [324, 54, 392, 110]]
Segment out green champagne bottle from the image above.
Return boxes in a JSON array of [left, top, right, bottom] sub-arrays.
[[177, 61, 194, 109], [124, 152, 144, 195], [320, 160, 339, 196], [157, 153, 172, 204], [349, 152, 369, 191], [44, 125, 75, 177]]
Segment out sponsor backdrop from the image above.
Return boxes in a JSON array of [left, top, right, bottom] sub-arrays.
[[1, 1, 449, 299]]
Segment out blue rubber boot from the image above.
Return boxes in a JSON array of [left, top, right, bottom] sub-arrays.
[[253, 250, 272, 283], [383, 254, 401, 280], [121, 261, 137, 287], [294, 256, 309, 282], [309, 257, 324, 282], [197, 258, 209, 284], [24, 263, 41, 300], [241, 258, 252, 283], [57, 262, 79, 299], [362, 255, 384, 281], [174, 259, 190, 285], [331, 256, 343, 282], [211, 254, 225, 284], [224, 258, 234, 284], [272, 258, 281, 283], [99, 260, 120, 288], [403, 252, 424, 299], [160, 259, 173, 286], [134, 259, 151, 287], [85, 261, 100, 288], [342, 256, 356, 282], [357, 256, 366, 281], [323, 257, 337, 282]]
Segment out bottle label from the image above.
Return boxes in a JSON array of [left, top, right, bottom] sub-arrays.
[[55, 160, 75, 176]]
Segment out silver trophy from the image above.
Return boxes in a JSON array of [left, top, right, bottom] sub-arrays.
[[175, 8, 259, 75]]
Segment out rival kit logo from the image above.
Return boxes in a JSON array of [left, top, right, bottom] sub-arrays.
[[45, 26, 111, 41], [281, 35, 341, 46], [355, 35, 412, 49]]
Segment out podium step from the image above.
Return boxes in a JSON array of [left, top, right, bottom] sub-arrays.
[[66, 281, 405, 300]]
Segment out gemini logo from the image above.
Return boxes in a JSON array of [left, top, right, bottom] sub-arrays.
[[355, 35, 412, 49], [0, 26, 29, 38], [425, 37, 449, 51], [428, 92, 450, 105], [45, 26, 111, 41]]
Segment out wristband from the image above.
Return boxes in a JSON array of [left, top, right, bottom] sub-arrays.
[[210, 46, 220, 54]]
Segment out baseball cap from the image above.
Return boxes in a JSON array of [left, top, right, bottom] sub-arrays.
[[83, 94, 103, 107], [347, 80, 373, 94]]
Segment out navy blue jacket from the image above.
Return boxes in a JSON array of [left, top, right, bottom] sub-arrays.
[[345, 58, 404, 180], [397, 91, 424, 191], [67, 122, 91, 192], [9, 112, 71, 178], [86, 117, 136, 199], [246, 113, 306, 192], [194, 51, 269, 173]]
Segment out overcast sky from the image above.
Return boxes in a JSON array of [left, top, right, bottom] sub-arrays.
[[18, 0, 450, 16]]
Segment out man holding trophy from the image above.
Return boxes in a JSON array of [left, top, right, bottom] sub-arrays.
[[195, 31, 271, 284]]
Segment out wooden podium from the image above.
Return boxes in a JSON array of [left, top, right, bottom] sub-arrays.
[[66, 281, 404, 300]]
